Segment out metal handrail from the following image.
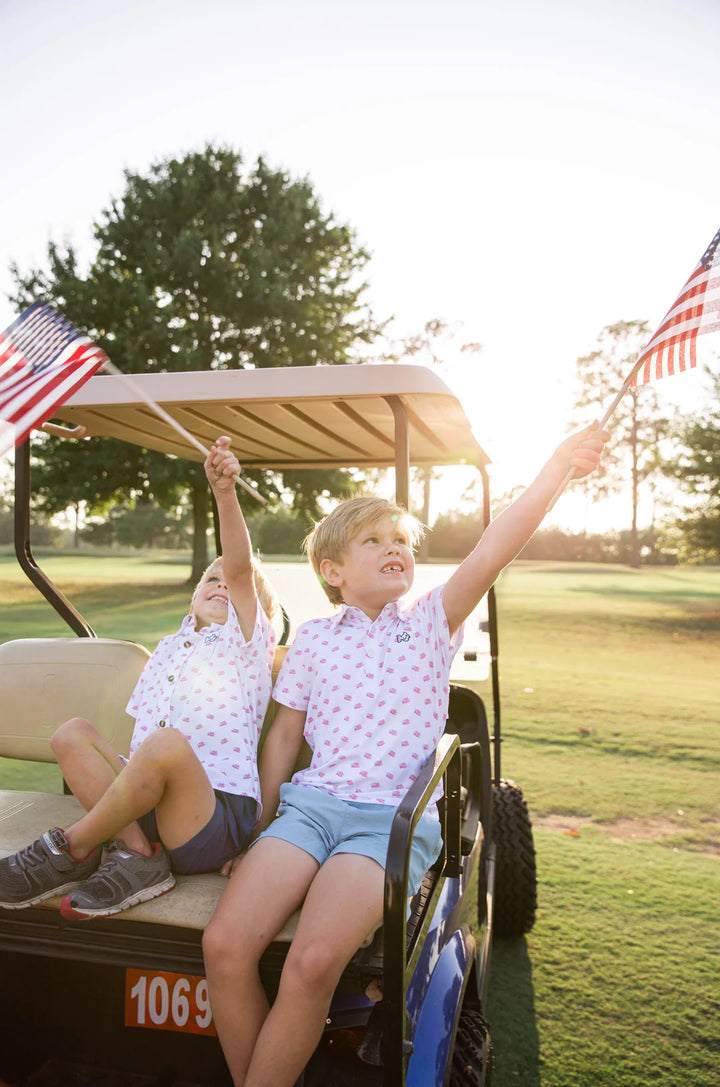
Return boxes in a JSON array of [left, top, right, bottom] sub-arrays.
[[381, 732, 463, 1085]]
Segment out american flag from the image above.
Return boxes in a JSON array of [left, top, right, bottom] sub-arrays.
[[633, 227, 720, 385], [0, 302, 108, 455]]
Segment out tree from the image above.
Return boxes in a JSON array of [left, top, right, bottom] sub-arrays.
[[81, 501, 194, 550], [393, 318, 482, 559], [573, 320, 670, 567], [666, 365, 720, 561], [9, 145, 383, 579], [245, 505, 308, 557]]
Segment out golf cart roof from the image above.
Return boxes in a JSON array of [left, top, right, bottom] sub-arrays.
[[54, 364, 489, 471]]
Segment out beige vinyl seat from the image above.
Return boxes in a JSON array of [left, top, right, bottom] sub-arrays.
[[0, 638, 374, 944]]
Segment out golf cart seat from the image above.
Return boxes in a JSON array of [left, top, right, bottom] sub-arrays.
[[0, 637, 347, 945]]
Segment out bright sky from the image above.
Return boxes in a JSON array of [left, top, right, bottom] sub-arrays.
[[1, 0, 718, 530]]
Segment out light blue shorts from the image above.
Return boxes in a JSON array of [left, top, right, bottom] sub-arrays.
[[257, 782, 443, 896]]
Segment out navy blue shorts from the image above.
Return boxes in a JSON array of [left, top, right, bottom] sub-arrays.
[[137, 791, 257, 875]]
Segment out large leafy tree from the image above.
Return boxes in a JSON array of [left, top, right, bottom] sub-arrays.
[[667, 366, 720, 560], [9, 145, 382, 579], [573, 320, 669, 567]]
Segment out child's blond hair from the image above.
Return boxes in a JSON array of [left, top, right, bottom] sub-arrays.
[[191, 557, 279, 621], [304, 496, 424, 606]]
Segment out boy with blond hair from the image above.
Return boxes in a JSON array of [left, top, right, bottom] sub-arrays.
[[0, 438, 277, 919], [203, 423, 609, 1087]]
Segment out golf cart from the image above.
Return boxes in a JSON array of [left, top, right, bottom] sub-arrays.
[[0, 364, 536, 1086]]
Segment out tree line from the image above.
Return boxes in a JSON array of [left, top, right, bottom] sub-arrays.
[[5, 145, 719, 569]]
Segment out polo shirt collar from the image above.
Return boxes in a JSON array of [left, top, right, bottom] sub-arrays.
[[181, 613, 224, 638], [335, 599, 401, 627]]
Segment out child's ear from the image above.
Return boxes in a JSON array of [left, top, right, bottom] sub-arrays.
[[319, 558, 342, 588]]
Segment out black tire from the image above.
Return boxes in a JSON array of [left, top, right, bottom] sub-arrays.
[[450, 1003, 493, 1086], [492, 779, 537, 938]]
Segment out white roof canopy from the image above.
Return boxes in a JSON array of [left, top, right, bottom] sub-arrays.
[[55, 364, 489, 471]]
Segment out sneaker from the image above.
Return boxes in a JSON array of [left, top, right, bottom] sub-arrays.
[[59, 840, 176, 920], [0, 828, 100, 909]]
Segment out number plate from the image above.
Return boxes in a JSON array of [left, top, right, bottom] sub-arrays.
[[125, 968, 217, 1036]]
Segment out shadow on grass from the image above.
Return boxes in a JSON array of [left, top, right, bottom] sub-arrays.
[[487, 937, 540, 1086]]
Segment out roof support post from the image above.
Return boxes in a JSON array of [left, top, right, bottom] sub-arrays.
[[478, 459, 502, 783], [385, 396, 410, 509]]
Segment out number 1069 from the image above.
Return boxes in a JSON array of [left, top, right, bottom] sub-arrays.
[[125, 968, 217, 1036]]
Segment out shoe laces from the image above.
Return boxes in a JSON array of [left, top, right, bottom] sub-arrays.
[[15, 830, 67, 870]]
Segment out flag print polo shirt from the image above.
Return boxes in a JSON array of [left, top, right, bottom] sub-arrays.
[[272, 584, 463, 805], [127, 602, 275, 804]]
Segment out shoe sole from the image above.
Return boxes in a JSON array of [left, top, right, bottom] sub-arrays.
[[58, 874, 176, 920], [0, 878, 93, 910]]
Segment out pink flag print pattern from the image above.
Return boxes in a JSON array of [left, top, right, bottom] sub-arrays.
[[633, 227, 720, 385], [273, 587, 459, 805], [0, 301, 108, 455]]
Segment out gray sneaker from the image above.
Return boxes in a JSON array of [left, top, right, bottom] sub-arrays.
[[59, 840, 176, 920], [0, 827, 100, 909]]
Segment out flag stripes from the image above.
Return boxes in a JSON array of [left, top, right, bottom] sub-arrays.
[[633, 227, 720, 385], [0, 302, 108, 454]]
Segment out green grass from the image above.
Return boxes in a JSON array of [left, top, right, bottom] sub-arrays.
[[487, 562, 720, 1086], [494, 564, 720, 846], [1, 555, 719, 1085], [490, 831, 720, 1086], [0, 550, 193, 646]]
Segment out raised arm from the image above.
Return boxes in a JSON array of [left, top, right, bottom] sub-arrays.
[[204, 436, 257, 640], [442, 422, 609, 636]]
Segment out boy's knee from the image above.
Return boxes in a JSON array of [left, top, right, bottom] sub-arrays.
[[202, 918, 224, 967], [137, 727, 193, 765], [50, 717, 94, 756], [286, 939, 342, 995], [203, 915, 249, 975]]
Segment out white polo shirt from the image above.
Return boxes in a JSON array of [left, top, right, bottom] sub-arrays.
[[273, 585, 462, 805], [127, 602, 274, 804]]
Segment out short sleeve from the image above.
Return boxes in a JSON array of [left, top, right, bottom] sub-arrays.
[[272, 623, 316, 711], [409, 584, 465, 670]]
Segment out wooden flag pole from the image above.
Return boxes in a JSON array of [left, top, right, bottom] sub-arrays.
[[99, 359, 267, 506], [545, 353, 648, 514], [545, 225, 720, 514]]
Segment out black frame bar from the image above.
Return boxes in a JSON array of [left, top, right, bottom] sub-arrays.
[[14, 440, 95, 637], [381, 733, 463, 1085]]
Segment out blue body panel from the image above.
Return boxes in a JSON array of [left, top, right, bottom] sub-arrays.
[[405, 928, 474, 1087]]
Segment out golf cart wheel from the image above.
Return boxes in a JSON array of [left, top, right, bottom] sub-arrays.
[[492, 779, 537, 938], [450, 1002, 493, 1085]]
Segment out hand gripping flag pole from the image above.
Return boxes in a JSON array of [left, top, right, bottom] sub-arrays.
[[0, 302, 266, 505], [546, 225, 720, 513]]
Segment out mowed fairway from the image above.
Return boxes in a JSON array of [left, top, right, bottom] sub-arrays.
[[489, 562, 719, 1087], [1, 554, 718, 1085]]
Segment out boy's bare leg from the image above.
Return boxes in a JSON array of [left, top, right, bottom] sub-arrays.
[[203, 838, 321, 1086], [244, 852, 385, 1087], [50, 718, 148, 854], [60, 728, 217, 858]]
